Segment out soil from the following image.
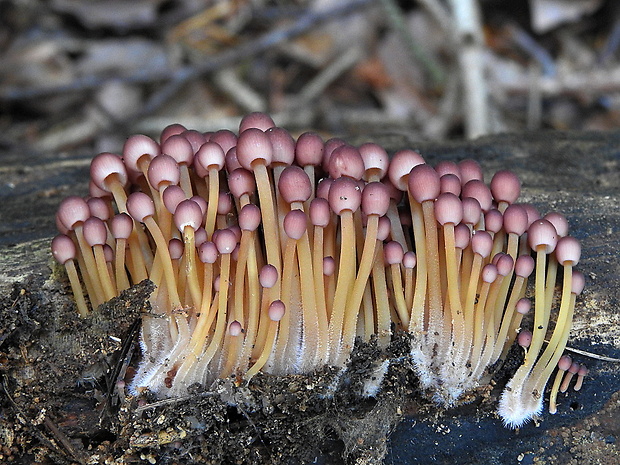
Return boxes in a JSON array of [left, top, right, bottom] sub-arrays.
[[1, 130, 619, 464]]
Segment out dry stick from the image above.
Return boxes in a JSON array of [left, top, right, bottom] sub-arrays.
[[562, 346, 620, 363], [2, 375, 86, 464], [292, 46, 364, 108], [448, 0, 488, 138], [378, 0, 445, 87]]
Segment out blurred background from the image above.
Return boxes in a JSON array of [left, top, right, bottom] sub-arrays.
[[1, 0, 619, 155]]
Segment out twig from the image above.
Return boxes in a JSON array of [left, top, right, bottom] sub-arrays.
[[43, 417, 86, 464], [564, 346, 620, 362], [214, 68, 267, 113], [290, 46, 364, 108], [447, 0, 489, 138], [527, 64, 543, 130], [2, 375, 86, 464], [493, 65, 620, 95], [378, 0, 445, 87], [416, 0, 452, 33], [104, 318, 141, 415], [507, 24, 556, 77], [423, 70, 459, 139], [598, 15, 620, 64]]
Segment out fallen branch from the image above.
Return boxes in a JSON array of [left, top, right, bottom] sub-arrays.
[[494, 65, 620, 96]]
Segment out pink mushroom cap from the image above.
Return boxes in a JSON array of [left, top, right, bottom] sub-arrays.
[[283, 209, 308, 240], [388, 149, 425, 191], [361, 181, 390, 217], [358, 142, 389, 180], [555, 236, 581, 266], [122, 134, 160, 173], [278, 166, 312, 204], [266, 127, 295, 166], [194, 142, 225, 178], [407, 164, 440, 203], [161, 134, 194, 166], [238, 204, 261, 231], [490, 170, 521, 204], [57, 196, 90, 230], [528, 219, 558, 253], [174, 199, 203, 231], [90, 152, 129, 192], [147, 154, 181, 190], [259, 264, 278, 288], [236, 128, 274, 170], [268, 299, 286, 321], [434, 192, 463, 225], [239, 112, 276, 132], [295, 132, 324, 167], [110, 213, 133, 240], [83, 216, 108, 246], [327, 144, 365, 180], [51, 234, 77, 264], [328, 177, 362, 215], [126, 192, 155, 222]]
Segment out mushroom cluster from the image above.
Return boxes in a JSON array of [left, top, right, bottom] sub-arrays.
[[51, 112, 585, 428]]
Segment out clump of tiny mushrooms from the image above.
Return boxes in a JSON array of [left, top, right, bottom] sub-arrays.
[[52, 112, 586, 428]]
